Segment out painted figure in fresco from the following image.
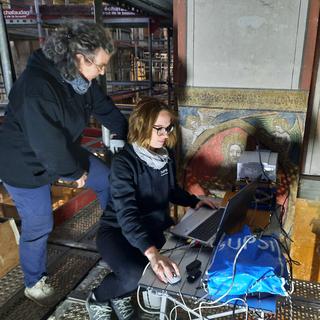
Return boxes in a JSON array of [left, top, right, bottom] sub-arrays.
[[182, 109, 304, 241], [228, 143, 244, 164], [180, 110, 215, 152], [271, 117, 291, 154], [222, 132, 246, 165], [180, 113, 200, 152], [185, 128, 248, 195], [253, 113, 302, 161]]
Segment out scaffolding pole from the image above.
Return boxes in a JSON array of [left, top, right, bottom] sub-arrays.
[[34, 0, 44, 47], [0, 3, 13, 97], [94, 0, 107, 94], [148, 19, 153, 95]]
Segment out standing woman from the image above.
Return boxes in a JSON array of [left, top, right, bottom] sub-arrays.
[[86, 97, 215, 320], [0, 21, 127, 305]]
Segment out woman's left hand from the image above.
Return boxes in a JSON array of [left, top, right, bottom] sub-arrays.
[[195, 197, 217, 210]]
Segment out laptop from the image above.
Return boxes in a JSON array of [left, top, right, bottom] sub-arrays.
[[170, 181, 258, 247]]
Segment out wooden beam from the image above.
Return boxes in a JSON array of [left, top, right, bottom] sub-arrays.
[[299, 0, 320, 90], [0, 219, 19, 278], [173, 0, 187, 86]]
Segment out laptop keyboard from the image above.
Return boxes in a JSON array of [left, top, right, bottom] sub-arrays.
[[188, 208, 224, 242]]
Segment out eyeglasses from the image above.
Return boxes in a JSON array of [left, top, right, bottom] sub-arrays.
[[153, 124, 174, 136], [85, 56, 107, 73]]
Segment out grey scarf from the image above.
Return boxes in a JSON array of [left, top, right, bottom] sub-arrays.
[[132, 143, 169, 170], [64, 76, 92, 95]]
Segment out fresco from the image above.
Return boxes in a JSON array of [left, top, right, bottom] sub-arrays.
[[179, 106, 305, 230]]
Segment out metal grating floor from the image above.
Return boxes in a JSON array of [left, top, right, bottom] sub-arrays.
[[0, 200, 102, 320], [276, 299, 320, 319], [0, 245, 69, 310], [46, 279, 320, 320], [49, 200, 102, 251], [291, 279, 320, 303], [0, 245, 100, 320], [48, 261, 162, 320], [1, 198, 320, 320]]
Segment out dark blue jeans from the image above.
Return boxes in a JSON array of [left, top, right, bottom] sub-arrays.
[[4, 154, 110, 287]]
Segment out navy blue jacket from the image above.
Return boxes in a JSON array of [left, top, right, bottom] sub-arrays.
[[0, 49, 127, 187], [100, 144, 200, 253]]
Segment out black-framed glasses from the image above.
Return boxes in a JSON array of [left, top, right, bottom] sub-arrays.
[[153, 124, 175, 136], [84, 56, 107, 73]]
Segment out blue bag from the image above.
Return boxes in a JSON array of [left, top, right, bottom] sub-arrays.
[[207, 225, 288, 299]]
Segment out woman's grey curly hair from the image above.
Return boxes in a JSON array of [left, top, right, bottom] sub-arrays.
[[43, 21, 114, 80]]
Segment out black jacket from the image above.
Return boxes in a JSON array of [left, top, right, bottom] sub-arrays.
[[100, 144, 200, 253], [0, 49, 127, 188]]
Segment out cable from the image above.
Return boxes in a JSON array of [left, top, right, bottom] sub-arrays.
[[199, 233, 290, 318], [269, 234, 299, 295], [179, 289, 192, 320], [277, 161, 291, 223], [168, 290, 193, 320], [256, 146, 273, 183], [160, 240, 196, 254], [170, 301, 177, 320], [196, 234, 228, 300], [195, 297, 249, 320], [137, 241, 198, 319], [274, 204, 293, 241], [136, 262, 170, 320], [244, 272, 280, 300], [169, 304, 191, 320], [198, 235, 257, 306]]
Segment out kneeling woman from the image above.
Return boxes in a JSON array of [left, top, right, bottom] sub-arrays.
[[86, 97, 215, 320]]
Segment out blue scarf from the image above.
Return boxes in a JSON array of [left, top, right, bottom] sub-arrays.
[[64, 76, 91, 95]]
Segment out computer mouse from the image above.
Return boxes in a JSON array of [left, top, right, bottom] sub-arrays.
[[167, 274, 181, 285]]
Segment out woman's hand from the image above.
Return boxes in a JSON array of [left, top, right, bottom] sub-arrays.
[[144, 246, 180, 283], [75, 171, 88, 188], [195, 197, 217, 210]]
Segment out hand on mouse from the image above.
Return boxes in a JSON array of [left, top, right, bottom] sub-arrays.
[[144, 246, 180, 283]]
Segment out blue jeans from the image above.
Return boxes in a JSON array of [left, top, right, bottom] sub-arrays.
[[3, 154, 110, 287]]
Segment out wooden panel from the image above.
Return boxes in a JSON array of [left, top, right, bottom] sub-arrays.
[[291, 198, 320, 282], [302, 55, 320, 174], [173, 0, 187, 86], [299, 0, 320, 90], [0, 184, 95, 226], [0, 219, 19, 278], [302, 9, 320, 174]]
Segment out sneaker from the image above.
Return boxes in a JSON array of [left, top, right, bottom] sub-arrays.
[[139, 311, 159, 320], [110, 296, 135, 320], [24, 276, 55, 306], [86, 292, 113, 320]]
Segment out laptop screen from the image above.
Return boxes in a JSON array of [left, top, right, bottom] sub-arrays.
[[218, 181, 258, 237]]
